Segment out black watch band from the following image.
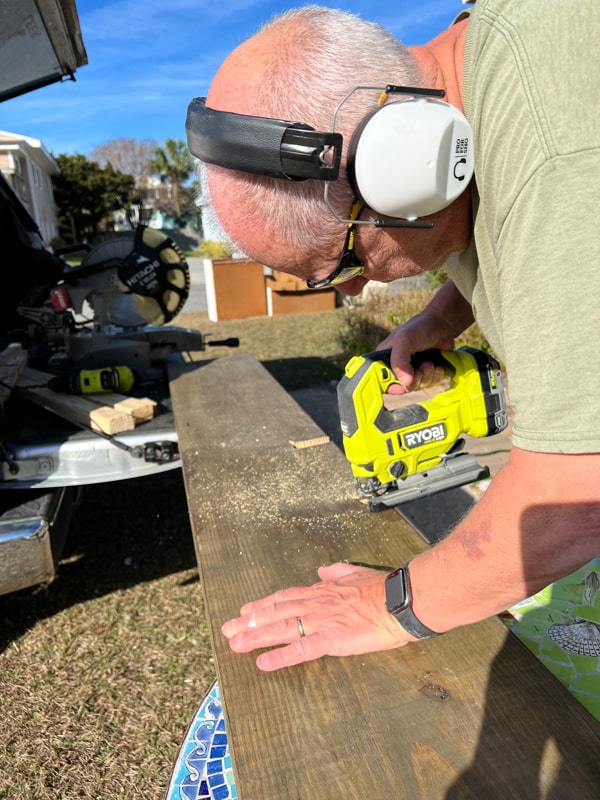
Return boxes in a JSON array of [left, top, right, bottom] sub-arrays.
[[385, 563, 440, 640]]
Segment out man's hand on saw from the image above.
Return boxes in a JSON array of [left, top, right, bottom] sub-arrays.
[[377, 279, 476, 394], [376, 315, 454, 395]]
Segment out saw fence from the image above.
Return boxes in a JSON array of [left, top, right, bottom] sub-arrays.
[[168, 353, 600, 800]]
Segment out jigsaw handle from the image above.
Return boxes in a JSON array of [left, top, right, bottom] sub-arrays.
[[372, 348, 457, 381], [337, 348, 459, 440]]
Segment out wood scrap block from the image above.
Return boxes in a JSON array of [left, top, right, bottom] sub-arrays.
[[89, 405, 135, 434], [112, 396, 157, 422], [289, 435, 331, 449], [86, 393, 157, 423]]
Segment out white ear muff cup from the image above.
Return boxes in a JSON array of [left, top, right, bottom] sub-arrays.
[[347, 98, 474, 220]]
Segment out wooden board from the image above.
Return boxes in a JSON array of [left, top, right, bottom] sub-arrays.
[[169, 354, 600, 800]]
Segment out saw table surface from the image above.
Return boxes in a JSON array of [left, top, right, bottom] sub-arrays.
[[169, 354, 600, 800]]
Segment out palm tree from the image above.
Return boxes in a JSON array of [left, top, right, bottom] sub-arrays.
[[151, 138, 194, 223]]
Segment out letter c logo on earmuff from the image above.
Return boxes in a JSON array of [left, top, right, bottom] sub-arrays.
[[454, 157, 467, 180]]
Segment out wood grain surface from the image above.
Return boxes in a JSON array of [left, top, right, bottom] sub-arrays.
[[170, 354, 600, 799]]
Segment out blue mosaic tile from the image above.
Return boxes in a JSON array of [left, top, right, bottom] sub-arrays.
[[165, 681, 237, 800]]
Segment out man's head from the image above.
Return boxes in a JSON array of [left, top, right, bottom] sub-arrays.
[[196, 5, 471, 294]]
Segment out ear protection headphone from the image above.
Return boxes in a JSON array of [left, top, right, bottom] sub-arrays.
[[185, 85, 474, 227]]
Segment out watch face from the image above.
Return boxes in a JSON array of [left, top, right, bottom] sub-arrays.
[[385, 567, 410, 615]]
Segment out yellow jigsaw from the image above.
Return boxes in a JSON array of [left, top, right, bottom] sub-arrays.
[[337, 346, 507, 510]]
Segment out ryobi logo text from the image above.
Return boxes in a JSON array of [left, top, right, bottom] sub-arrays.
[[403, 423, 447, 450]]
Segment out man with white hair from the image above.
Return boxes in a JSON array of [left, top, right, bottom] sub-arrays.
[[186, 1, 599, 716]]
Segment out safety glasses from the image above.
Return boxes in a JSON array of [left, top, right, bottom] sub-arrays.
[[306, 199, 365, 289]]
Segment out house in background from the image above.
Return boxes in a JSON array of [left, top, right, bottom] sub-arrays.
[[0, 129, 59, 246]]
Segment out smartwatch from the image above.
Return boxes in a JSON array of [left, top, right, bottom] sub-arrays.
[[385, 563, 440, 639]]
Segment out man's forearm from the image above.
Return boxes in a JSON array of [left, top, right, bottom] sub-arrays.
[[426, 279, 476, 340], [409, 448, 600, 633]]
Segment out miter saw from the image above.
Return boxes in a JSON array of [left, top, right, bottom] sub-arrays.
[[337, 346, 508, 511], [15, 224, 236, 379]]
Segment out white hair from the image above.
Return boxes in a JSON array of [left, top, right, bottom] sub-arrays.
[[204, 6, 422, 263]]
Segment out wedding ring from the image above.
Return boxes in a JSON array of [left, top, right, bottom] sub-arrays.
[[297, 616, 306, 637]]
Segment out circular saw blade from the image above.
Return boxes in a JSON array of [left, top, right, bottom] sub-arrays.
[[80, 226, 190, 327]]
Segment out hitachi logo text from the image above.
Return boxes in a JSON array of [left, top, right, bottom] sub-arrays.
[[403, 424, 447, 449]]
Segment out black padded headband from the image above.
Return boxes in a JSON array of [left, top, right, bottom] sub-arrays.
[[185, 97, 342, 181]]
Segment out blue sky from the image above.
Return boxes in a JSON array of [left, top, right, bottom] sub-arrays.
[[0, 0, 467, 158]]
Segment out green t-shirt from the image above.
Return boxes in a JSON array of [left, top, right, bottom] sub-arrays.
[[449, 0, 600, 453], [450, 0, 600, 724]]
